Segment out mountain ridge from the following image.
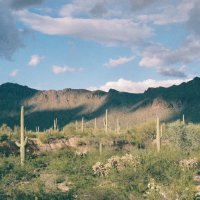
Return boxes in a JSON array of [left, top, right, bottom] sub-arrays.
[[0, 77, 199, 130]]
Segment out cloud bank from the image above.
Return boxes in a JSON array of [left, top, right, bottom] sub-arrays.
[[0, 2, 23, 59], [89, 78, 190, 93], [0, 0, 44, 59], [17, 10, 152, 46]]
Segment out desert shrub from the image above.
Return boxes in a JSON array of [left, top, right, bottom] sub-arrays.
[[186, 123, 200, 151], [0, 160, 14, 179], [127, 122, 155, 149], [114, 139, 129, 150], [30, 155, 48, 169], [13, 126, 20, 140], [55, 176, 65, 184], [5, 189, 75, 200], [0, 134, 9, 142], [92, 154, 139, 176], [0, 124, 12, 136], [114, 165, 148, 194], [163, 121, 200, 153], [63, 123, 76, 134], [37, 132, 66, 143], [0, 145, 12, 157], [179, 158, 198, 170], [145, 157, 180, 184], [14, 165, 37, 181], [26, 132, 37, 138], [76, 187, 127, 200]]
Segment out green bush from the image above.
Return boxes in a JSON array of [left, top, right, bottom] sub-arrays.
[[0, 134, 9, 142], [0, 160, 14, 179], [76, 187, 127, 200]]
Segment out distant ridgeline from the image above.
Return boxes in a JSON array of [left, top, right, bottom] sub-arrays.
[[0, 77, 200, 130]]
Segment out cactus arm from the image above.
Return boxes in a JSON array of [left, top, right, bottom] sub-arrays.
[[103, 118, 106, 127], [15, 141, 21, 147], [16, 106, 26, 166], [24, 137, 28, 146]]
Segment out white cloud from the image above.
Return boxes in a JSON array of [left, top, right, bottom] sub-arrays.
[[138, 38, 200, 78], [104, 56, 134, 68], [139, 56, 161, 68], [9, 69, 19, 77], [138, 0, 194, 25], [59, 0, 160, 18], [17, 10, 152, 46], [28, 54, 44, 66], [138, 46, 188, 78], [89, 78, 189, 93], [187, 1, 200, 36], [52, 65, 83, 74]]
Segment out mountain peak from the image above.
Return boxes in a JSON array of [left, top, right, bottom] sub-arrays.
[[1, 82, 21, 88], [193, 76, 200, 81], [191, 76, 200, 84], [0, 82, 37, 91]]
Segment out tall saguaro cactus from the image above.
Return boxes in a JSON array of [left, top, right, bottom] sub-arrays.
[[105, 109, 108, 133], [99, 142, 102, 155], [81, 117, 84, 133], [16, 106, 28, 166], [156, 117, 161, 152], [160, 124, 163, 137], [182, 114, 185, 125], [54, 118, 58, 131], [75, 120, 78, 131], [94, 118, 97, 133]]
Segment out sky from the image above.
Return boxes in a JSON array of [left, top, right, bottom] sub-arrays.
[[0, 0, 199, 93]]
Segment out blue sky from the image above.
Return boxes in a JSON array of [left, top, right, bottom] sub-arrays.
[[0, 0, 199, 93]]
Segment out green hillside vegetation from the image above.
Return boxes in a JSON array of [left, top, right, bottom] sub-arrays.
[[0, 114, 200, 199]]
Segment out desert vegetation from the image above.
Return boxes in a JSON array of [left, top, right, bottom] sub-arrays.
[[0, 108, 200, 199]]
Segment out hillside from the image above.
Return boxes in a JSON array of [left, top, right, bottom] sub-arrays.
[[0, 77, 200, 130]]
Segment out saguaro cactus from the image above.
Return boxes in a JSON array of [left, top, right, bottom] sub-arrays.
[[94, 118, 97, 133], [75, 120, 78, 131], [182, 114, 185, 125], [99, 142, 102, 155], [53, 118, 58, 130], [36, 126, 40, 132], [15, 106, 28, 166], [160, 124, 163, 137], [81, 117, 84, 133], [105, 109, 108, 133], [116, 118, 120, 134], [156, 117, 161, 152]]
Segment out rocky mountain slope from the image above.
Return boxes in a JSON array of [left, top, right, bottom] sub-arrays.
[[0, 77, 200, 130]]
